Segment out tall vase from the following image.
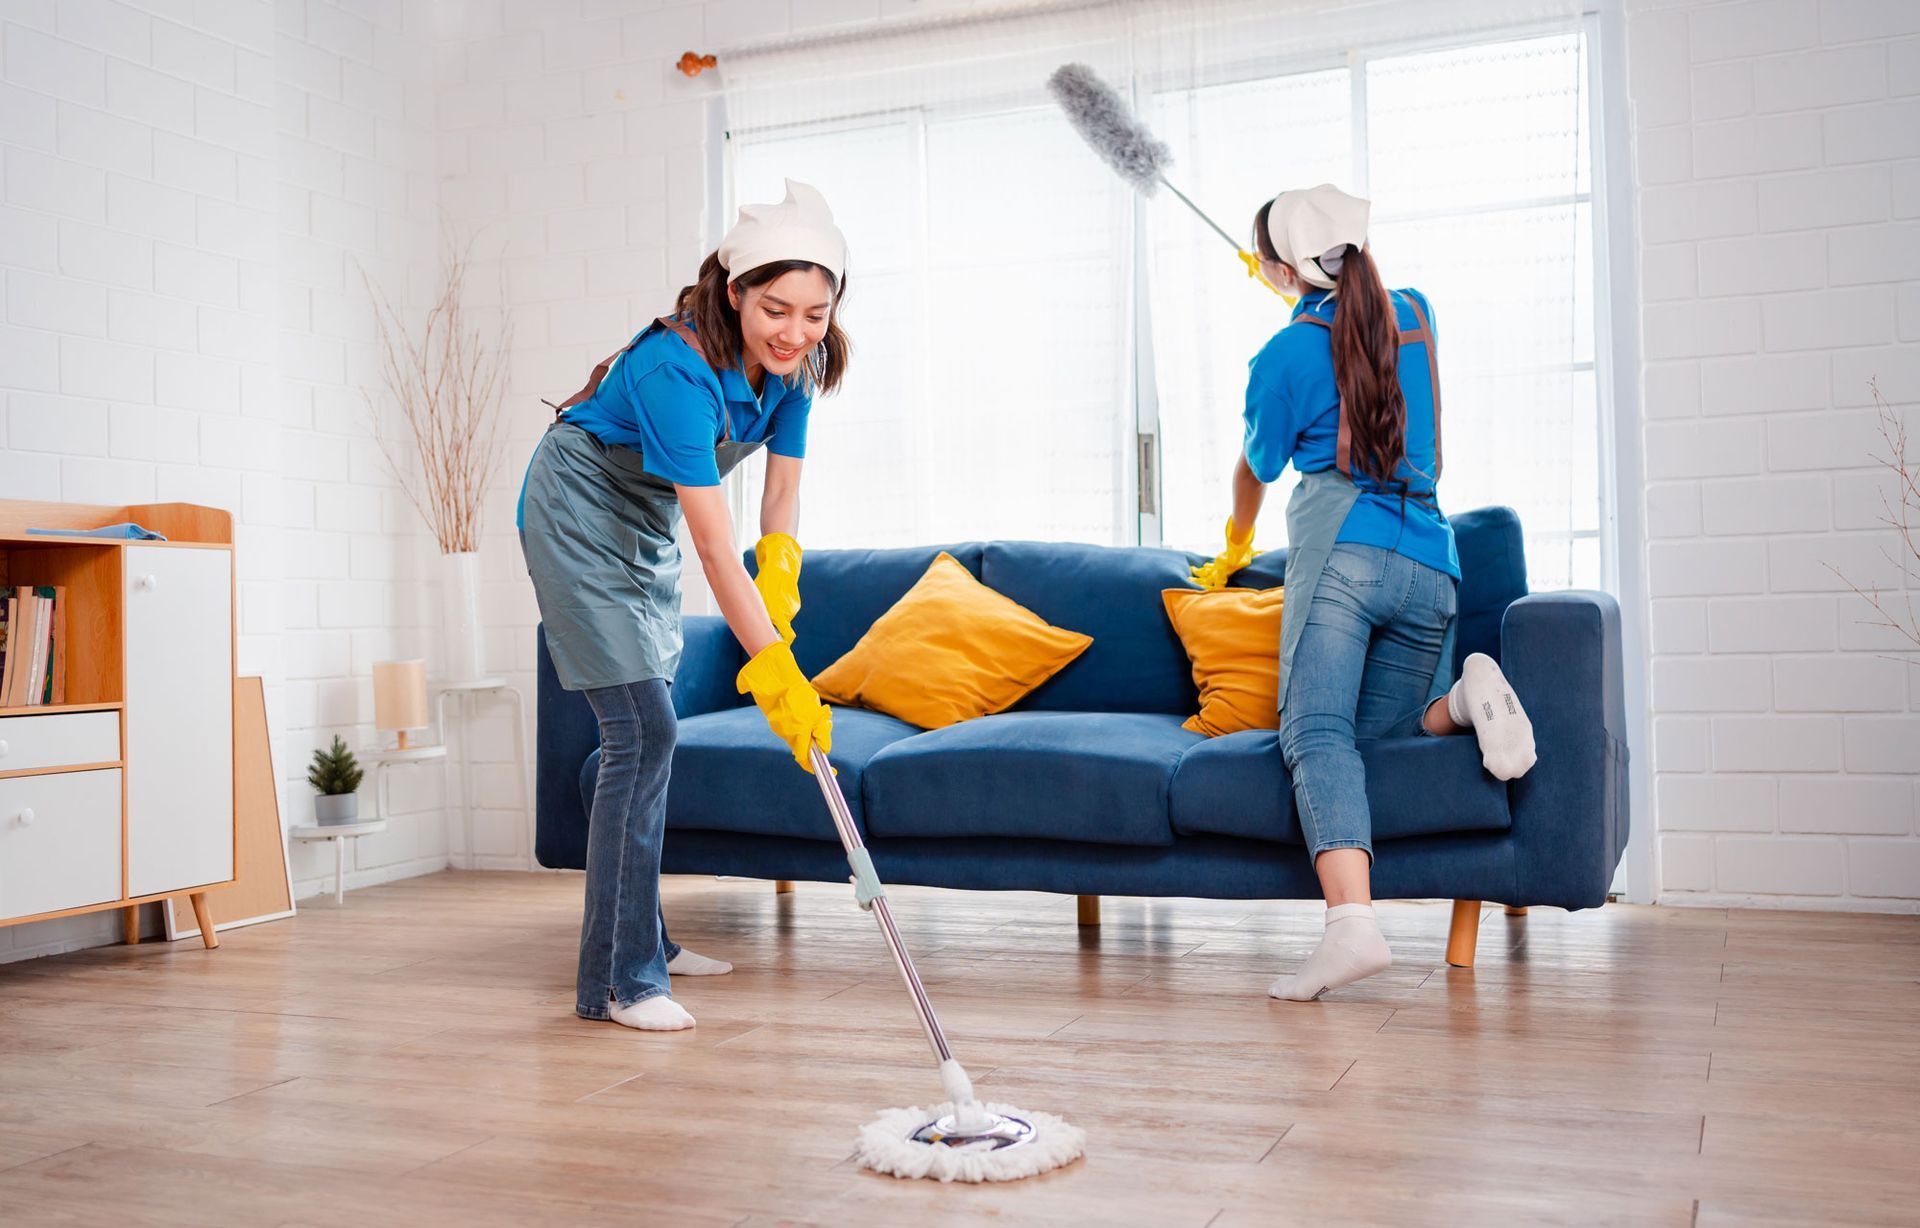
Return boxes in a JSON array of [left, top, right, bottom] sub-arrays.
[[440, 550, 485, 684]]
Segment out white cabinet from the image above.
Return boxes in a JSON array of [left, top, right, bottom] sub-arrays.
[[125, 545, 234, 898], [0, 502, 237, 949], [0, 769, 123, 921]]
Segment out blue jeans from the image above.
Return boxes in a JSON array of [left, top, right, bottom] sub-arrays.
[[1281, 543, 1458, 863], [576, 678, 683, 1019]]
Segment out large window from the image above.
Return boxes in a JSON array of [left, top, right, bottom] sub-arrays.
[[727, 21, 1605, 590]]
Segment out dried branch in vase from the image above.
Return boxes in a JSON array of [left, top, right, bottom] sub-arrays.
[[1829, 379, 1920, 664], [360, 232, 512, 556]]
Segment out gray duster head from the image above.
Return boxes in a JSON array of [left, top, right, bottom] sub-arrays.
[[1047, 63, 1169, 194]]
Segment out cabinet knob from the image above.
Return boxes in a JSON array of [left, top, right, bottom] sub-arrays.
[[137, 574, 159, 591], [16, 807, 34, 827], [0, 739, 8, 758]]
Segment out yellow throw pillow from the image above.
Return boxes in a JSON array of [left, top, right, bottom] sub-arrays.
[[813, 553, 1093, 730], [1162, 585, 1285, 737]]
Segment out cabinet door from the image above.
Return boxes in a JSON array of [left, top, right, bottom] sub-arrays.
[[125, 545, 234, 897], [0, 769, 122, 921]]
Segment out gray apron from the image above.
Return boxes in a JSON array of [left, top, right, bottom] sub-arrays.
[[521, 315, 764, 692], [1277, 296, 1455, 718]]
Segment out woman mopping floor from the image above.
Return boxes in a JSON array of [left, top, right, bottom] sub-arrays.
[[517, 181, 1083, 1182], [518, 179, 847, 1033]]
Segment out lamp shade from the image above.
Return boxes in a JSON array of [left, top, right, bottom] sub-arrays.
[[372, 659, 429, 734]]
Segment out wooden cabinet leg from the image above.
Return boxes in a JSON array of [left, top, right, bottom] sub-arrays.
[[189, 892, 218, 950], [1077, 895, 1101, 926], [1504, 905, 1528, 916], [774, 880, 794, 894], [122, 905, 141, 945], [1446, 899, 1481, 967]]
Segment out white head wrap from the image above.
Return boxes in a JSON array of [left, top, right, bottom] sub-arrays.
[[716, 179, 847, 284], [1264, 184, 1370, 290]]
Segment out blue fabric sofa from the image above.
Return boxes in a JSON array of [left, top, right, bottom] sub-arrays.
[[534, 507, 1629, 965]]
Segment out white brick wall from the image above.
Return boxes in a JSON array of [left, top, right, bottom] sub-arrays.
[[1629, 0, 1920, 911], [0, 0, 452, 964], [8, 0, 1913, 968]]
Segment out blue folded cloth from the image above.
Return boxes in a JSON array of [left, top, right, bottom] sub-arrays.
[[26, 523, 168, 541]]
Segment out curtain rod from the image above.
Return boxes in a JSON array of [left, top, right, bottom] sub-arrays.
[[716, 0, 1135, 63]]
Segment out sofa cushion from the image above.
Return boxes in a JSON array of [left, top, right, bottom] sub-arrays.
[[981, 543, 1199, 715], [863, 711, 1201, 846], [1170, 731, 1511, 844], [580, 705, 921, 841], [813, 552, 1092, 729], [749, 543, 986, 680]]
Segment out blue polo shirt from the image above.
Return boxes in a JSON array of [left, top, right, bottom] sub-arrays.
[[558, 318, 809, 485], [1242, 287, 1458, 580]]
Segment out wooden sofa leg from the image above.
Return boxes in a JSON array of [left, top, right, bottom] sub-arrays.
[[1077, 895, 1101, 926], [774, 880, 794, 894], [1504, 905, 1528, 916], [1446, 899, 1481, 967]]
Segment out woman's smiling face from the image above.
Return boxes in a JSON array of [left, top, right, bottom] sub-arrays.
[[729, 266, 835, 382]]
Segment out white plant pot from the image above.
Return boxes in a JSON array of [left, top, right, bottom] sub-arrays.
[[315, 793, 359, 826], [441, 550, 485, 683]]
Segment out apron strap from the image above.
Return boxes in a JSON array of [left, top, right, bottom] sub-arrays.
[[1399, 294, 1442, 481], [546, 314, 733, 445], [1292, 300, 1441, 484]]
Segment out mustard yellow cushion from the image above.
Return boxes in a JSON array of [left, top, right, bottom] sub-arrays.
[[813, 553, 1093, 730], [1161, 585, 1285, 737]]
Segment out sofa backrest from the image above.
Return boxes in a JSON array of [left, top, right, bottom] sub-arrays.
[[983, 542, 1202, 714], [755, 506, 1528, 715], [1451, 506, 1529, 672], [777, 543, 986, 679]]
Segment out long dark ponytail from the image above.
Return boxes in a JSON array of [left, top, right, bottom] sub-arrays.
[[1327, 245, 1407, 490], [1253, 203, 1408, 490], [672, 254, 852, 395]]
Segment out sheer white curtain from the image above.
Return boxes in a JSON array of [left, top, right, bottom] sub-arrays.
[[720, 0, 1598, 586], [722, 6, 1137, 548]]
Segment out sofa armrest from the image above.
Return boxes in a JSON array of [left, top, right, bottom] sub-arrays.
[[1499, 591, 1631, 909], [673, 614, 747, 719]]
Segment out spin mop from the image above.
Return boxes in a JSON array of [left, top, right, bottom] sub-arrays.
[[810, 745, 1086, 1182], [1047, 63, 1283, 296]]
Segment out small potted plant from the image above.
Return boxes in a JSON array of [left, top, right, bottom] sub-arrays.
[[309, 736, 364, 825]]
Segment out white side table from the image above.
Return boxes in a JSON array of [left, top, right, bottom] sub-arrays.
[[363, 743, 450, 824], [290, 820, 389, 905], [431, 677, 533, 870]]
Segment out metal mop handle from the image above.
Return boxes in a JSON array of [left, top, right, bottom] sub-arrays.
[[808, 744, 955, 1067]]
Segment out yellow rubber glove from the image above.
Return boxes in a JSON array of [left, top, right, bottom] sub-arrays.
[[753, 532, 803, 646], [1238, 249, 1293, 305], [1190, 516, 1260, 590], [736, 640, 833, 774]]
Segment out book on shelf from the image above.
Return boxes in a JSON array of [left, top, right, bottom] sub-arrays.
[[0, 594, 13, 706], [37, 585, 66, 705], [0, 585, 67, 708], [4, 588, 35, 707]]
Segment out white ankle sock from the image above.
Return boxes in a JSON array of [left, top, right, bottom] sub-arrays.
[[609, 995, 695, 1031], [1448, 652, 1538, 781], [1269, 903, 1393, 1002], [666, 948, 732, 976]]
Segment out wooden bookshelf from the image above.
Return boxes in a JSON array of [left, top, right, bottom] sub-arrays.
[[0, 500, 236, 950]]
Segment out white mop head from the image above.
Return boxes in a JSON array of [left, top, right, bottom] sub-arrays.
[[1047, 63, 1170, 195], [856, 1102, 1087, 1183]]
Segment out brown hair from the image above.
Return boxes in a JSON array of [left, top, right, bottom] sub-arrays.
[[1254, 201, 1409, 493], [672, 254, 851, 394]]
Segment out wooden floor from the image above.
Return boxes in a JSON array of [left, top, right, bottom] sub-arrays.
[[0, 873, 1916, 1227]]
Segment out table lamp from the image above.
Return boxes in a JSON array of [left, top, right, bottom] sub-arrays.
[[373, 659, 429, 750]]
